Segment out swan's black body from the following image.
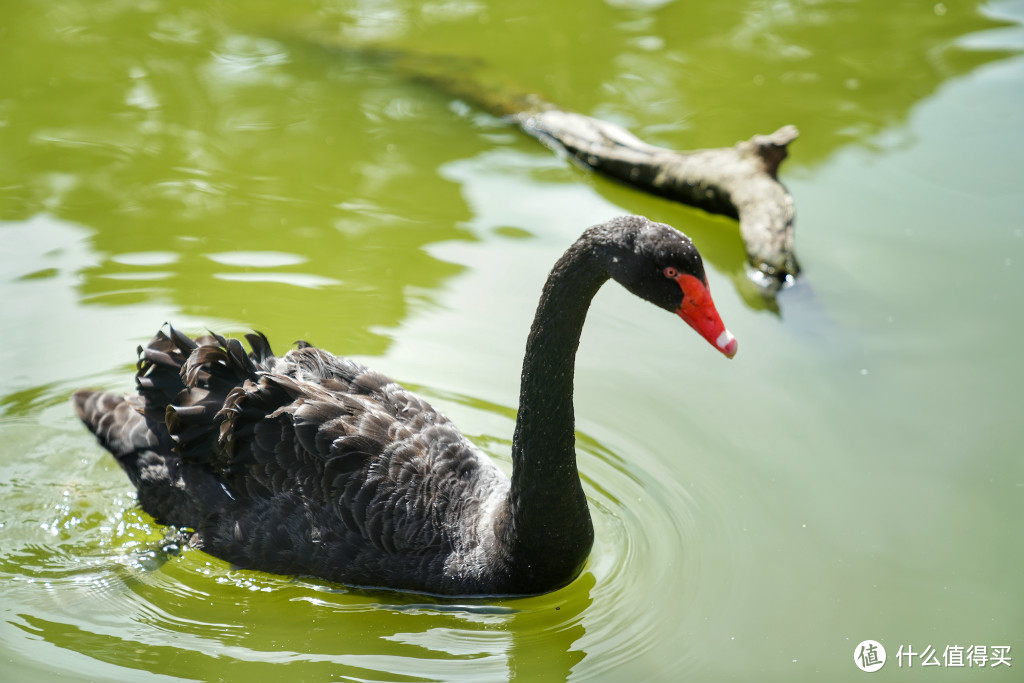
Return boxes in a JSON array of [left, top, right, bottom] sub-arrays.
[[73, 216, 734, 596]]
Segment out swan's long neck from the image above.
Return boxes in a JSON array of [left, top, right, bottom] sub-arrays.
[[502, 228, 616, 591]]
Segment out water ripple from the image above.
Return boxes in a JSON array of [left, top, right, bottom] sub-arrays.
[[0, 386, 742, 682]]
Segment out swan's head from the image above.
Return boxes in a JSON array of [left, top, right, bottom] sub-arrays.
[[604, 216, 738, 359]]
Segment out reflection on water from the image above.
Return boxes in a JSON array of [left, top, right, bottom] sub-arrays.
[[0, 355, 724, 682], [0, 408, 644, 681]]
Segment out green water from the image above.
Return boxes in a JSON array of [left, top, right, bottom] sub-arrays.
[[1, 1, 1022, 681]]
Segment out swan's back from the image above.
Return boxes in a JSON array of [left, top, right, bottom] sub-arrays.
[[73, 326, 510, 594]]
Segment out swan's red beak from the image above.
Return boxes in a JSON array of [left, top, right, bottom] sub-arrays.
[[674, 274, 738, 358]]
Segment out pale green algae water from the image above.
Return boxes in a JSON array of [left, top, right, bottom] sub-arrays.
[[1, 1, 1022, 681]]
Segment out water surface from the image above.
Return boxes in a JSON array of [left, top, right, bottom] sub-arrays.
[[1, 1, 1021, 681]]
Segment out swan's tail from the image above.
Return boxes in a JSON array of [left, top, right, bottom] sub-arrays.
[[71, 389, 157, 465], [72, 387, 206, 526], [71, 325, 256, 527]]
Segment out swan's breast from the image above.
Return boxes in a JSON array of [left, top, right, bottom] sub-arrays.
[[441, 463, 511, 583]]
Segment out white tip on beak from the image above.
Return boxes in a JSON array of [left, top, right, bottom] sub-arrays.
[[716, 329, 738, 358]]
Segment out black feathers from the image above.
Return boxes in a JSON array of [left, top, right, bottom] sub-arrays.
[[73, 324, 508, 594]]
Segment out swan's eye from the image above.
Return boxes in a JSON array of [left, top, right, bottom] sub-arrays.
[[663, 266, 679, 279]]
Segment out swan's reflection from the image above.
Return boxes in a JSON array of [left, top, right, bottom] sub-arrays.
[[6, 553, 593, 683]]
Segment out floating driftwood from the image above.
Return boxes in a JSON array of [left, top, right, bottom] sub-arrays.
[[518, 112, 799, 285], [393, 57, 801, 290]]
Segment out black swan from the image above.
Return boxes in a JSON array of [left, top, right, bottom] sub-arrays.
[[72, 215, 737, 596]]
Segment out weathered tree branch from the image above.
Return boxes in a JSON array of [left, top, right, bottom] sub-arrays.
[[397, 60, 800, 288], [516, 110, 800, 282]]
